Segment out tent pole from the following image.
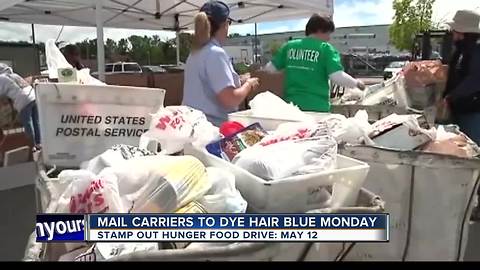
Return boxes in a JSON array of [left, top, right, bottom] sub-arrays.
[[254, 23, 258, 63], [96, 0, 106, 82], [31, 24, 40, 75], [176, 31, 180, 66]]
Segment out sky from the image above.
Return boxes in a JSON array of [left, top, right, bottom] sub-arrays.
[[0, 0, 479, 44]]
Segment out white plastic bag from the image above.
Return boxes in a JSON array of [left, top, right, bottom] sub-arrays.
[[102, 155, 212, 213], [45, 39, 106, 85], [340, 88, 366, 104], [371, 114, 436, 141], [258, 121, 331, 147], [249, 91, 315, 122], [323, 111, 374, 145], [140, 106, 220, 155], [45, 39, 72, 80], [81, 144, 155, 174], [198, 167, 247, 213], [55, 170, 125, 214], [94, 243, 158, 261], [234, 137, 338, 180], [125, 175, 177, 213], [401, 115, 437, 140], [392, 75, 410, 108], [77, 68, 106, 85]]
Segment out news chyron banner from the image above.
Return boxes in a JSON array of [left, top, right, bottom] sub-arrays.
[[36, 214, 389, 242]]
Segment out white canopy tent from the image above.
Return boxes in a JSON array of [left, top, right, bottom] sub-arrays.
[[0, 0, 334, 80]]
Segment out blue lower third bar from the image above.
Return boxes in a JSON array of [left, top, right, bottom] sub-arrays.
[[86, 214, 390, 242], [36, 214, 85, 242]]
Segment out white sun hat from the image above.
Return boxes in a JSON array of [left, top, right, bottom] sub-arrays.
[[447, 10, 480, 34]]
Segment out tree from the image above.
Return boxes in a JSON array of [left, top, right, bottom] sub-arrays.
[[87, 39, 97, 59], [128, 35, 154, 65], [75, 39, 90, 59], [105, 38, 117, 60], [178, 33, 193, 63], [116, 38, 129, 56], [229, 33, 241, 38], [162, 39, 176, 64], [389, 0, 436, 51]]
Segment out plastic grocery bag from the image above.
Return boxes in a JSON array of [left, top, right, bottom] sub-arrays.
[[77, 68, 106, 85], [370, 114, 437, 141], [392, 75, 410, 108], [323, 111, 374, 145], [94, 243, 158, 261], [45, 39, 72, 80], [140, 106, 220, 155], [198, 167, 247, 213], [55, 170, 125, 214], [249, 91, 315, 122], [45, 39, 105, 85], [401, 115, 437, 140], [340, 88, 366, 104], [234, 137, 338, 180], [258, 121, 331, 147], [81, 144, 155, 174], [124, 175, 178, 213], [102, 155, 212, 213]]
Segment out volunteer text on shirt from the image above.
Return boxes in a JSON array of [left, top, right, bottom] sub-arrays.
[[288, 49, 320, 63]]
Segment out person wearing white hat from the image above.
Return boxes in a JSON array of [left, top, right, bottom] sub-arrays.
[[443, 10, 480, 144], [443, 10, 480, 221]]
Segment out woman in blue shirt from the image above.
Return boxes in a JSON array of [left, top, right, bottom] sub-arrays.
[[182, 1, 260, 126]]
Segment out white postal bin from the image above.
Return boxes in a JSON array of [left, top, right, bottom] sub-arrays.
[[35, 83, 165, 168], [228, 110, 330, 131], [184, 144, 370, 213], [34, 83, 166, 211]]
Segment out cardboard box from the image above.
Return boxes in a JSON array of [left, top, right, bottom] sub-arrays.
[[370, 114, 432, 150]]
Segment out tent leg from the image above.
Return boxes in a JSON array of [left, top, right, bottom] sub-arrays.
[[96, 0, 106, 82], [176, 31, 180, 66], [254, 23, 258, 63], [31, 24, 40, 75]]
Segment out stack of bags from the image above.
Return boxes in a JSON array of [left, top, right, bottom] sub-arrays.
[[46, 143, 247, 261]]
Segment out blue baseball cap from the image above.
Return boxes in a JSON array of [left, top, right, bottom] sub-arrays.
[[200, 1, 231, 24]]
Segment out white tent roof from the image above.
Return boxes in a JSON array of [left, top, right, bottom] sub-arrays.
[[0, 0, 334, 30], [0, 0, 334, 80]]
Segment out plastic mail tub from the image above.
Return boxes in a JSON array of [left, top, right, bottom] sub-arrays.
[[32, 83, 166, 213], [331, 74, 437, 125], [184, 145, 370, 213], [228, 110, 330, 131], [35, 83, 166, 169]]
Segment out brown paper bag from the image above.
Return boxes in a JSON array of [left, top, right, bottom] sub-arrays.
[[404, 61, 448, 88]]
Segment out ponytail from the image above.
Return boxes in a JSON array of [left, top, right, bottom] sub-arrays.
[[193, 12, 211, 51]]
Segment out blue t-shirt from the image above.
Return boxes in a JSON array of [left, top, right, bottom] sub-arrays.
[[182, 39, 241, 126]]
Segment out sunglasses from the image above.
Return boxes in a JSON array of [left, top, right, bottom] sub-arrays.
[[228, 18, 234, 25]]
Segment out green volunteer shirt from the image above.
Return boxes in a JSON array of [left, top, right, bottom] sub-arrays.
[[271, 37, 344, 112]]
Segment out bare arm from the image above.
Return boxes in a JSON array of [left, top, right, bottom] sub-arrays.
[[217, 79, 259, 109]]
